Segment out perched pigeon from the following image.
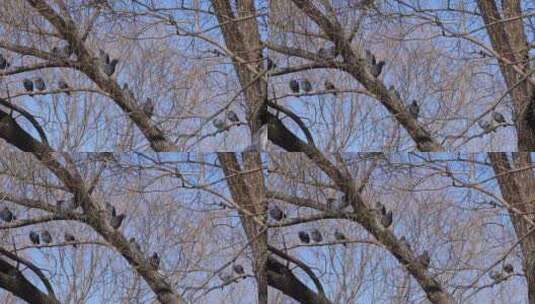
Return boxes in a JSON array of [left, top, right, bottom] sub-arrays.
[[492, 111, 506, 124], [478, 119, 494, 133], [0, 207, 14, 222], [41, 230, 53, 244], [334, 230, 347, 247], [298, 231, 310, 244], [301, 79, 313, 93], [417, 250, 431, 269], [110, 214, 126, 229], [381, 210, 393, 228], [226, 110, 240, 123], [489, 270, 506, 282], [34, 78, 46, 91], [29, 231, 40, 245], [289, 79, 300, 93], [409, 100, 420, 119], [103, 59, 119, 76], [64, 232, 77, 248], [503, 264, 514, 273], [370, 61, 385, 78], [310, 229, 323, 242], [269, 205, 286, 221], [324, 80, 337, 96], [0, 54, 9, 70], [149, 252, 160, 270], [232, 264, 245, 275], [23, 78, 34, 96], [143, 98, 154, 118], [267, 58, 276, 70], [129, 237, 142, 252], [213, 118, 226, 131], [58, 79, 71, 95]]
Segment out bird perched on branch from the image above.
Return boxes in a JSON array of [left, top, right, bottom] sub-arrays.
[[0, 207, 14, 222], [110, 213, 126, 229], [41, 230, 52, 244], [0, 53, 9, 69], [64, 232, 77, 248], [324, 80, 337, 96], [269, 205, 286, 221], [289, 79, 300, 93], [370, 61, 385, 78], [23, 78, 34, 96], [29, 231, 40, 245], [149, 252, 160, 270], [226, 110, 240, 124], [310, 229, 323, 242], [503, 264, 514, 273], [380, 208, 393, 228], [267, 58, 276, 70], [334, 230, 347, 247], [409, 100, 420, 120], [478, 119, 494, 133], [492, 111, 506, 124], [213, 118, 226, 131], [298, 231, 310, 244], [489, 270, 506, 282], [302, 79, 313, 93], [58, 78, 71, 95], [34, 78, 46, 91], [233, 264, 245, 275]]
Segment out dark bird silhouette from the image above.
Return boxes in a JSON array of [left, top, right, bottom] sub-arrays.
[[310, 229, 323, 242], [298, 231, 310, 244], [29, 231, 40, 245], [143, 98, 154, 119], [226, 110, 240, 123], [492, 111, 506, 124], [103, 58, 119, 76], [289, 79, 300, 93], [110, 214, 126, 229], [0, 54, 9, 70], [381, 210, 393, 228], [64, 232, 77, 248], [34, 78, 46, 91], [269, 205, 286, 221], [334, 230, 347, 247], [232, 264, 245, 275], [0, 207, 14, 222], [213, 118, 225, 131], [409, 100, 420, 119], [41, 230, 53, 244], [23, 78, 34, 96], [370, 61, 385, 77], [129, 237, 142, 252], [149, 252, 160, 270], [324, 80, 337, 96], [417, 250, 431, 269], [301, 79, 313, 93], [267, 58, 276, 70], [58, 79, 71, 95], [503, 264, 514, 273]]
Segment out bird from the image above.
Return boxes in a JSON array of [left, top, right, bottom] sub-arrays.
[[301, 79, 313, 93], [149, 252, 160, 270], [99, 49, 110, 64], [41, 230, 52, 244], [289, 79, 300, 93], [110, 213, 126, 229], [380, 210, 393, 228], [29, 231, 40, 245], [334, 230, 347, 247], [103, 59, 119, 76], [58, 79, 71, 95], [269, 205, 286, 221], [409, 100, 420, 119], [489, 270, 506, 282], [267, 58, 276, 70], [324, 80, 337, 96], [370, 61, 385, 77], [34, 78, 46, 91], [218, 272, 233, 284], [213, 118, 226, 131], [298, 231, 310, 244], [232, 264, 245, 275], [129, 237, 142, 252], [492, 111, 506, 124], [226, 110, 240, 123], [310, 229, 323, 242], [0, 54, 9, 69], [64, 232, 77, 248], [23, 78, 34, 96], [478, 119, 494, 133], [503, 264, 514, 273], [143, 98, 154, 119], [0, 207, 14, 222], [417, 250, 431, 269]]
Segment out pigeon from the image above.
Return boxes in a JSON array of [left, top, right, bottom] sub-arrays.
[[492, 111, 506, 124], [298, 231, 310, 244], [58, 79, 71, 95], [289, 79, 300, 93], [370, 61, 385, 78], [149, 252, 160, 270], [417, 250, 431, 269], [23, 78, 34, 96], [129, 237, 142, 252], [29, 231, 40, 245], [232, 264, 245, 275], [41, 230, 53, 244], [503, 264, 514, 273], [218, 272, 233, 284], [110, 214, 126, 229], [409, 100, 420, 119], [64, 232, 77, 248], [0, 207, 14, 222], [365, 49, 376, 66], [0, 54, 9, 69], [267, 58, 276, 70], [34, 78, 46, 91], [143, 98, 154, 119], [478, 119, 494, 133], [324, 80, 337, 96], [334, 230, 347, 247], [301, 79, 313, 93], [226, 110, 240, 123], [380, 210, 393, 228], [103, 59, 119, 76], [489, 270, 506, 282], [269, 205, 286, 221], [213, 118, 226, 131], [310, 229, 323, 242]]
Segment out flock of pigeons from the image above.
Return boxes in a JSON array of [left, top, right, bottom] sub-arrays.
[[0, 200, 160, 271], [268, 200, 433, 271]]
